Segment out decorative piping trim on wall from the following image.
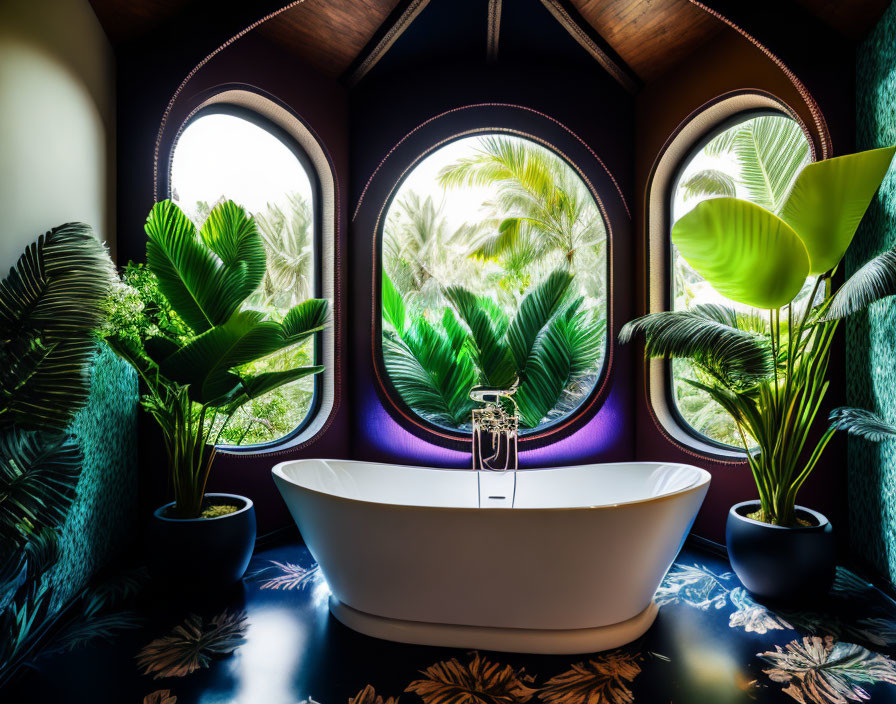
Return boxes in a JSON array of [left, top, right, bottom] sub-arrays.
[[537, 0, 639, 94], [367, 125, 616, 445], [687, 0, 832, 159], [152, 1, 310, 200], [345, 0, 431, 88], [487, 0, 502, 63], [352, 102, 632, 222]]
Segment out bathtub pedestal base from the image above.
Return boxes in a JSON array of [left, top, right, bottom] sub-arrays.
[[329, 597, 659, 655]]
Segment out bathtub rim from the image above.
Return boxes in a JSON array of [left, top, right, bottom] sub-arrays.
[[271, 458, 711, 512]]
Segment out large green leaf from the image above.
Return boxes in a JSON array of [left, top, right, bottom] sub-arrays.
[[506, 268, 573, 371], [0, 429, 82, 551], [145, 200, 266, 334], [619, 304, 773, 390], [780, 146, 896, 274], [381, 272, 406, 334], [443, 286, 516, 388], [0, 223, 113, 431], [671, 198, 809, 309]]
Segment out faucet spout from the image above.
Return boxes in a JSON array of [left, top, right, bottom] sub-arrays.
[[470, 380, 520, 472]]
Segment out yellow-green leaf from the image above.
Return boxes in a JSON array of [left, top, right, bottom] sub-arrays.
[[780, 146, 896, 274], [671, 198, 809, 309]]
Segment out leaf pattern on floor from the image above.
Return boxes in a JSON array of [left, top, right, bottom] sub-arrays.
[[135, 610, 247, 679], [538, 650, 642, 704], [406, 652, 538, 704], [350, 684, 398, 704], [250, 561, 322, 591], [759, 636, 896, 704], [655, 563, 734, 610], [729, 588, 793, 634], [143, 690, 177, 704]]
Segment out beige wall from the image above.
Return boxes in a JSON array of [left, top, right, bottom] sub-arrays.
[[0, 0, 115, 269]]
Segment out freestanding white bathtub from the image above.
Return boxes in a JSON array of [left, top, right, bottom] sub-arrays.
[[272, 459, 709, 654]]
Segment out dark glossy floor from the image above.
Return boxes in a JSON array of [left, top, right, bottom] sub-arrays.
[[7, 539, 896, 704]]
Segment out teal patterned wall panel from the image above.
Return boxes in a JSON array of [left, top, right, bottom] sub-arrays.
[[48, 342, 139, 612], [849, 0, 896, 586]]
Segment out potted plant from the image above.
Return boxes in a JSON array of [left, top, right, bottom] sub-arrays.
[[620, 145, 896, 601], [104, 199, 328, 588]]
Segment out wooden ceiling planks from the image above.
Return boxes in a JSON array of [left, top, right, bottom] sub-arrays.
[[793, 0, 891, 40], [568, 0, 723, 82], [88, 0, 192, 44], [255, 0, 404, 78]]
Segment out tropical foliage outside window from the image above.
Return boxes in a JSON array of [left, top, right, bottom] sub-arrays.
[[670, 113, 812, 447], [381, 135, 608, 433], [170, 110, 318, 445]]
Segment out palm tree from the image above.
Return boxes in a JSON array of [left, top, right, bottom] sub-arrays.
[[678, 115, 810, 215], [254, 193, 314, 308], [382, 192, 482, 303], [437, 137, 606, 275]]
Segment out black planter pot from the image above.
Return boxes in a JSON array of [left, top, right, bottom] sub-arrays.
[[145, 493, 257, 590], [726, 500, 835, 603]]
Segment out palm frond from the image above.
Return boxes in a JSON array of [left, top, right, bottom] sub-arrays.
[[679, 169, 737, 199], [383, 319, 477, 426], [538, 652, 642, 704], [619, 305, 773, 389], [826, 248, 896, 320], [443, 286, 516, 388], [39, 611, 143, 657], [0, 430, 82, 550], [405, 652, 537, 704], [506, 268, 574, 372], [829, 407, 896, 442], [0, 223, 113, 431], [382, 272, 406, 334]]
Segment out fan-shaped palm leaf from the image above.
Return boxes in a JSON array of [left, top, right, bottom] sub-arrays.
[[539, 651, 642, 704], [0, 430, 82, 551], [255, 193, 314, 305], [383, 318, 477, 426], [443, 286, 516, 388], [0, 223, 113, 431], [516, 300, 605, 428], [506, 268, 573, 371], [829, 407, 896, 442], [145, 200, 266, 334], [826, 248, 896, 320], [619, 305, 773, 390]]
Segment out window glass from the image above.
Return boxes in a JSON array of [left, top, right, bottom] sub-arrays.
[[670, 113, 812, 447], [381, 134, 608, 433], [170, 110, 318, 445]]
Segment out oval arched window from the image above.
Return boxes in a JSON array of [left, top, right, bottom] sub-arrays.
[[669, 112, 812, 448], [380, 134, 608, 435], [169, 107, 320, 447]]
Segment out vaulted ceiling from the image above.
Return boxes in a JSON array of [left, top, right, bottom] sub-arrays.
[[89, 0, 891, 87]]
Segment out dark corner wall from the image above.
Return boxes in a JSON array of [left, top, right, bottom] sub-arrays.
[[634, 2, 855, 542], [349, 0, 636, 471], [848, 0, 896, 585]]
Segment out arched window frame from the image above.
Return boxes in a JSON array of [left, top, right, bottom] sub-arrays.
[[644, 91, 817, 461], [162, 88, 339, 454], [372, 128, 614, 446]]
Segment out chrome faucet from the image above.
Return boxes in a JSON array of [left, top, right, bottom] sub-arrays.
[[470, 380, 519, 472]]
